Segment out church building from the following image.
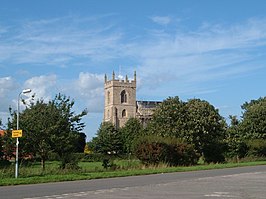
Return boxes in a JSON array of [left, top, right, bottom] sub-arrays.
[[103, 71, 161, 128]]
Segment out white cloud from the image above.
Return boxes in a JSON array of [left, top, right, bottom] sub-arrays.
[[23, 74, 57, 102], [0, 76, 18, 112], [0, 15, 124, 66], [72, 72, 104, 113], [1, 16, 266, 114], [150, 16, 172, 25], [134, 18, 266, 94]]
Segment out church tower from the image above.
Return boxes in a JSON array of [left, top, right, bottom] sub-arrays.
[[103, 71, 137, 128]]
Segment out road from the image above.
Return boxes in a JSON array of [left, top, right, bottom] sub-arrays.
[[1, 165, 266, 199]]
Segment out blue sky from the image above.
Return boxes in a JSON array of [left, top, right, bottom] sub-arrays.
[[1, 0, 266, 140]]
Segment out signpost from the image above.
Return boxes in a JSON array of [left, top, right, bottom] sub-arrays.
[[12, 130, 23, 138]]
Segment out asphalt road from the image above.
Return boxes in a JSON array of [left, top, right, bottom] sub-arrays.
[[1, 165, 266, 199]]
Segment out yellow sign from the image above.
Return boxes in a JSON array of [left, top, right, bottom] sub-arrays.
[[12, 130, 23, 138]]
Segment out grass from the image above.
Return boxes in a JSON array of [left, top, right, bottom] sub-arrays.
[[1, 160, 266, 186]]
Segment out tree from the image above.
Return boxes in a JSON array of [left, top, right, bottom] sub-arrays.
[[9, 93, 87, 170], [94, 122, 123, 155], [120, 118, 143, 154], [18, 100, 56, 170], [225, 115, 248, 161], [147, 96, 187, 138], [240, 97, 266, 139], [147, 97, 226, 163], [48, 94, 87, 169], [185, 99, 226, 162]]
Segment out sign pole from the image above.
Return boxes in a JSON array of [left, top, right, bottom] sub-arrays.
[[15, 137, 19, 178], [15, 91, 21, 179]]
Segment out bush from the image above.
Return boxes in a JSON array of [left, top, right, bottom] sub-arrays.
[[203, 143, 226, 163], [59, 153, 80, 170], [134, 136, 199, 166], [247, 139, 266, 157], [167, 141, 199, 166], [0, 160, 11, 168], [82, 153, 106, 162]]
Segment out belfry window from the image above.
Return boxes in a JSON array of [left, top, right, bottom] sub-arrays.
[[121, 90, 127, 103], [122, 109, 127, 118], [107, 91, 110, 104]]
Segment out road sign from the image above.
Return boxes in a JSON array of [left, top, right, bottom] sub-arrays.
[[12, 130, 23, 138]]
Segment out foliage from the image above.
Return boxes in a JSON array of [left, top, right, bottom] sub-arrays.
[[240, 97, 266, 139], [8, 93, 87, 170], [246, 139, 266, 157], [185, 99, 226, 161], [120, 118, 143, 154], [134, 136, 199, 166], [59, 153, 80, 170], [93, 122, 123, 155], [134, 136, 168, 165], [147, 97, 226, 163], [225, 115, 248, 159], [0, 130, 15, 161], [147, 97, 187, 137], [82, 153, 106, 162]]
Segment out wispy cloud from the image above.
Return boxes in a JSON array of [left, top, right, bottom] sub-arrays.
[[1, 15, 266, 115], [135, 18, 266, 94], [150, 16, 172, 25], [0, 15, 124, 67]]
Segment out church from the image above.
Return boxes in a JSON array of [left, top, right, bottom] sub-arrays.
[[103, 71, 161, 128]]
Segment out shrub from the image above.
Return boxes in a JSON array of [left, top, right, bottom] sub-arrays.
[[59, 153, 80, 170], [203, 143, 226, 163], [134, 136, 199, 166], [0, 160, 11, 168], [167, 141, 199, 166], [82, 153, 106, 162], [247, 139, 266, 157]]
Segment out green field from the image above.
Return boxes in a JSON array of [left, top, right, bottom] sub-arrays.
[[1, 159, 266, 186]]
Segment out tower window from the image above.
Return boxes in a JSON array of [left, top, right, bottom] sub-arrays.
[[121, 90, 127, 103], [107, 91, 110, 104], [122, 109, 127, 118]]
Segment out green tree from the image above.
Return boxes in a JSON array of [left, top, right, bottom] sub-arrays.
[[48, 94, 87, 169], [225, 115, 247, 161], [120, 118, 143, 154], [9, 93, 87, 170], [147, 96, 187, 137], [147, 97, 226, 163], [94, 122, 123, 155], [240, 97, 266, 139], [185, 99, 226, 162], [19, 100, 55, 170]]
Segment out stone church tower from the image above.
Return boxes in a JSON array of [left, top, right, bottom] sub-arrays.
[[103, 71, 137, 128]]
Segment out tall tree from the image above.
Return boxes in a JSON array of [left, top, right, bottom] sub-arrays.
[[94, 122, 123, 155], [185, 99, 226, 162], [240, 97, 266, 139], [120, 118, 143, 154], [225, 115, 247, 160], [48, 94, 87, 169], [9, 93, 87, 170], [147, 97, 226, 162], [147, 96, 187, 137], [19, 100, 55, 170]]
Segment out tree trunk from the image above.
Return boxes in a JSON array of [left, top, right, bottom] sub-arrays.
[[41, 157, 45, 171]]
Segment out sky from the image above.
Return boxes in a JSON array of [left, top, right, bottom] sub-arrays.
[[1, 0, 266, 140]]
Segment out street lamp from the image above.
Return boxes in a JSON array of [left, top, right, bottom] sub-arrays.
[[15, 88, 31, 178]]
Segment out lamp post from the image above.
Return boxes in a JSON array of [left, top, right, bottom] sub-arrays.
[[15, 88, 31, 178]]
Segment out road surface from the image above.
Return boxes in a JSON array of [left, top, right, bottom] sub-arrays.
[[1, 165, 266, 199]]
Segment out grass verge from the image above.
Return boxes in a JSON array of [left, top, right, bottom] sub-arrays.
[[1, 160, 266, 186]]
